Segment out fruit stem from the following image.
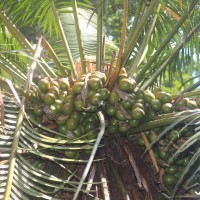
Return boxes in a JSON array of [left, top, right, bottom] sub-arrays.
[[71, 0, 86, 74], [105, 51, 116, 87], [108, 0, 128, 91], [96, 0, 103, 71]]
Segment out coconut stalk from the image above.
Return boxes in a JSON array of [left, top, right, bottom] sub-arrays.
[[4, 37, 42, 200], [71, 0, 86, 73], [96, 0, 103, 71], [108, 0, 128, 90]]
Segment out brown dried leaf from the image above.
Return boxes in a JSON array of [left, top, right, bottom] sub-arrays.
[[140, 132, 159, 173], [159, 168, 165, 184], [45, 124, 58, 130], [123, 144, 143, 189], [105, 51, 116, 87], [151, 130, 165, 145], [42, 114, 55, 125], [173, 106, 189, 111], [117, 104, 131, 119], [66, 131, 75, 139], [172, 93, 184, 105], [81, 73, 91, 103], [0, 160, 9, 165], [140, 176, 149, 192], [114, 86, 129, 100], [157, 159, 169, 168], [56, 115, 69, 121]]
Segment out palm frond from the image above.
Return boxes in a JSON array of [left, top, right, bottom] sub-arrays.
[[135, 0, 199, 85], [0, 1, 200, 199], [1, 0, 117, 77], [0, 91, 105, 199], [172, 148, 200, 199]]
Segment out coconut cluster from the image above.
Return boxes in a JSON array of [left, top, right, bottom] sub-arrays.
[[28, 71, 200, 189]]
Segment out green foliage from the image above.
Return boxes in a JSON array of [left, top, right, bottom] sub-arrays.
[[0, 0, 200, 199]]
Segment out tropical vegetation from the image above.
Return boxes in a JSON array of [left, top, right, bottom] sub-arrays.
[[0, 0, 200, 199]]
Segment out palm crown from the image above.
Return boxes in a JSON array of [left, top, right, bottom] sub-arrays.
[[0, 0, 200, 199]]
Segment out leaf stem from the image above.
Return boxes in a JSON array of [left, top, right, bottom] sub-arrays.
[[121, 0, 158, 68], [0, 10, 56, 78], [125, 0, 142, 45], [0, 77, 41, 105], [129, 4, 161, 76], [173, 89, 200, 99], [140, 21, 200, 90], [129, 112, 200, 135], [72, 0, 86, 74], [0, 54, 27, 84], [96, 0, 103, 71], [108, 0, 128, 90], [98, 163, 110, 200], [136, 0, 199, 84], [42, 36, 69, 77]]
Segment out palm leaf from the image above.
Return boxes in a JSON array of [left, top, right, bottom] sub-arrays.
[[1, 1, 117, 78], [135, 0, 199, 85], [171, 148, 200, 199], [0, 0, 200, 199], [0, 91, 105, 199]]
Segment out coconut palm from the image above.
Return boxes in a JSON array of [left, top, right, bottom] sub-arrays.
[[0, 0, 200, 199]]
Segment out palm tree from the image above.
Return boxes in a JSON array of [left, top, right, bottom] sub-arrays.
[[0, 0, 200, 199]]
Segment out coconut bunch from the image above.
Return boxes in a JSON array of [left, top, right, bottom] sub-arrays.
[[29, 68, 200, 136]]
